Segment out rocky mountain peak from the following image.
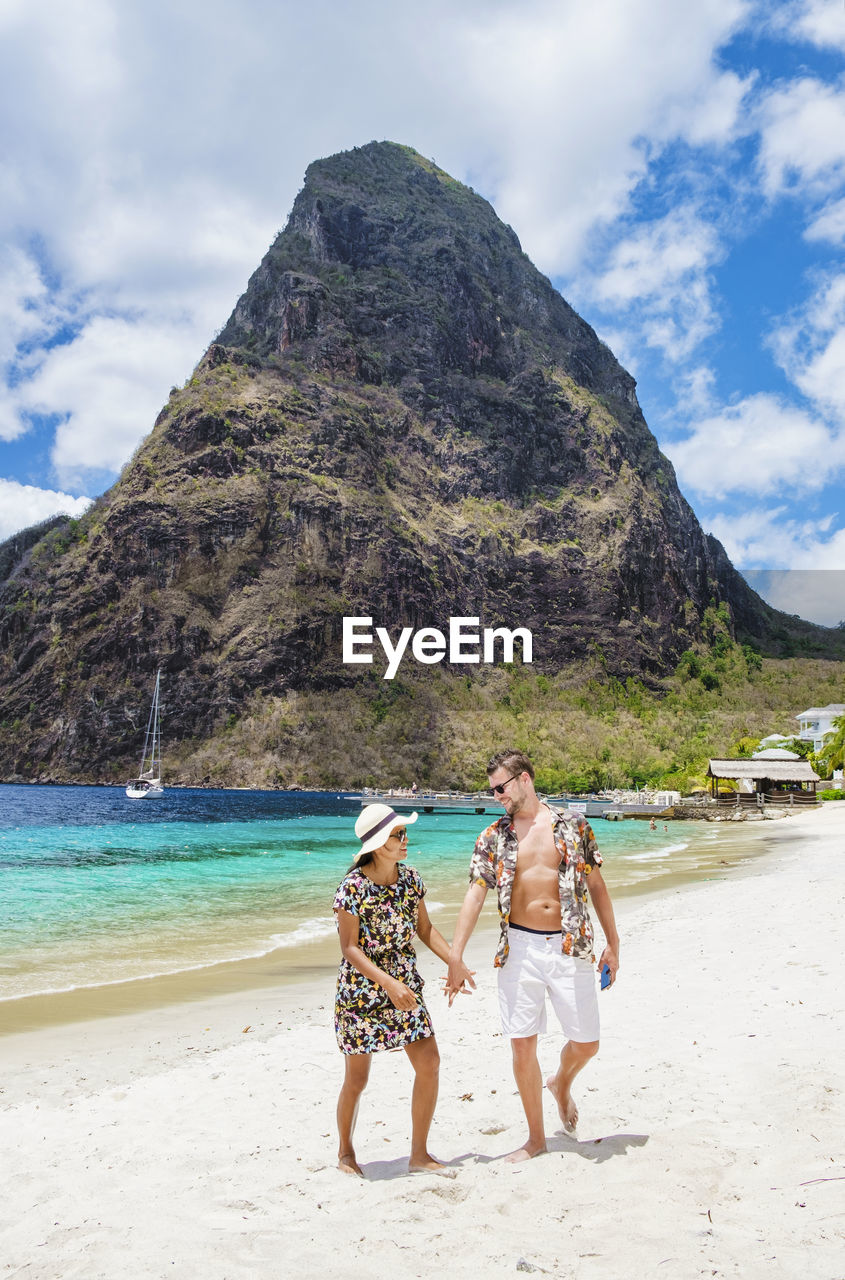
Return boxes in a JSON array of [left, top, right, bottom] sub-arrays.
[[219, 141, 637, 404], [0, 142, 840, 786]]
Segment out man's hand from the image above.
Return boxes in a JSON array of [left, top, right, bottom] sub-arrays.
[[444, 956, 477, 1006], [597, 946, 619, 987]]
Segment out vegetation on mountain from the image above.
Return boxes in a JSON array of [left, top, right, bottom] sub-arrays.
[[160, 630, 843, 793], [0, 141, 842, 786]]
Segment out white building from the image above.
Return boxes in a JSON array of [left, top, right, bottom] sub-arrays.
[[795, 703, 845, 753]]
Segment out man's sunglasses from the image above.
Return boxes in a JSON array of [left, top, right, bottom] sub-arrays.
[[488, 772, 522, 796]]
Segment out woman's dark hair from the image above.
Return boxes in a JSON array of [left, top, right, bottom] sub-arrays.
[[344, 850, 374, 876]]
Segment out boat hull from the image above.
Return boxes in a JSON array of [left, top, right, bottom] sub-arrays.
[[125, 780, 164, 799]]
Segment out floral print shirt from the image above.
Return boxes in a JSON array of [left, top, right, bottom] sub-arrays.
[[469, 804, 603, 967]]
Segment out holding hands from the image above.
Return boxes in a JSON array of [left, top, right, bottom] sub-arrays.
[[443, 954, 476, 1006]]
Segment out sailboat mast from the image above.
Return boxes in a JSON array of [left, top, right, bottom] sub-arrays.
[[151, 669, 161, 777], [138, 669, 161, 777]]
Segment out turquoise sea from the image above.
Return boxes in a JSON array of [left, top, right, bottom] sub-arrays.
[[0, 784, 740, 1006]]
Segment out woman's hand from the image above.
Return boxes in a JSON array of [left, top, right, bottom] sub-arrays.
[[444, 956, 476, 1006], [384, 977, 418, 1011]]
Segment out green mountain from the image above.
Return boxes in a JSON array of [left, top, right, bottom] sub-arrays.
[[1, 142, 842, 786]]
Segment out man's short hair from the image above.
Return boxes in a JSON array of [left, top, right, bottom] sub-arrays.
[[486, 748, 535, 780]]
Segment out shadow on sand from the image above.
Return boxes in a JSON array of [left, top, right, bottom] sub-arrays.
[[360, 1153, 476, 1181], [360, 1132, 648, 1177], [473, 1131, 649, 1165], [548, 1131, 649, 1163]]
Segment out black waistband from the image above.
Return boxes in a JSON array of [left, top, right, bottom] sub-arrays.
[[510, 921, 562, 936]]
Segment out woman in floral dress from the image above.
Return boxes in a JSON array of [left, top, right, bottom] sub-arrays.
[[334, 802, 460, 1178]]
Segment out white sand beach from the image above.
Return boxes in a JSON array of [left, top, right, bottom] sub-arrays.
[[3, 805, 845, 1279]]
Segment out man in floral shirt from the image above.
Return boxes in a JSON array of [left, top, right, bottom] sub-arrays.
[[445, 748, 620, 1162]]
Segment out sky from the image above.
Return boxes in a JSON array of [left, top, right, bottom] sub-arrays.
[[1, 0, 844, 624]]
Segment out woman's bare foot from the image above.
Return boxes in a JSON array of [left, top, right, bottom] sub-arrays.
[[408, 1153, 456, 1177], [338, 1153, 364, 1177], [504, 1139, 547, 1163], [545, 1074, 578, 1132]]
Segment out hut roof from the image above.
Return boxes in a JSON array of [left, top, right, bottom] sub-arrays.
[[752, 748, 800, 760], [707, 759, 820, 782]]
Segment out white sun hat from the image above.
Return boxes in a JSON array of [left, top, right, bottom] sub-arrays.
[[353, 803, 418, 862]]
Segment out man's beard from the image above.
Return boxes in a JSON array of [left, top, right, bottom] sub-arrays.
[[505, 789, 526, 816]]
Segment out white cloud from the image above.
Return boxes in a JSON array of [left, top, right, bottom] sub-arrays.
[[0, 248, 57, 442], [776, 0, 845, 53], [677, 68, 755, 146], [665, 393, 843, 499], [708, 504, 839, 566], [676, 364, 719, 414], [584, 208, 724, 361], [17, 316, 205, 486], [805, 196, 845, 244], [460, 0, 751, 273], [0, 246, 48, 350], [0, 393, 26, 442], [757, 78, 845, 197], [0, 478, 92, 542], [0, 2, 755, 311], [592, 211, 721, 304], [771, 273, 845, 418]]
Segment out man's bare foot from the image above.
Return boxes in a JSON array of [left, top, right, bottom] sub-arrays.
[[545, 1074, 578, 1132], [338, 1153, 364, 1177], [408, 1154, 457, 1177], [504, 1140, 547, 1164]]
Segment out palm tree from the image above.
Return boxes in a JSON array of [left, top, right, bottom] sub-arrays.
[[817, 715, 845, 775]]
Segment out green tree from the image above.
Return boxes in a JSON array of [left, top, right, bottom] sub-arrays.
[[817, 715, 845, 774], [676, 650, 701, 679]]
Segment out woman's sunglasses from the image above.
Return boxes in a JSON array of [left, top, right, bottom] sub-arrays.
[[390, 828, 408, 841]]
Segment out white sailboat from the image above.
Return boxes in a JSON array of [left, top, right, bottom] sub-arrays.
[[126, 670, 164, 798]]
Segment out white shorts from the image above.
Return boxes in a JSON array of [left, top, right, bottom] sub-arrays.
[[497, 926, 600, 1042]]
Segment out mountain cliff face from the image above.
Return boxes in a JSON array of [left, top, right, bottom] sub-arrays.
[[0, 142, 839, 784]]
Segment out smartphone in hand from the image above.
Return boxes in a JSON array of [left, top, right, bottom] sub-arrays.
[[600, 963, 612, 990]]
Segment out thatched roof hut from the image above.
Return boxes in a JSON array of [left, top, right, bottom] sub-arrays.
[[707, 758, 820, 800]]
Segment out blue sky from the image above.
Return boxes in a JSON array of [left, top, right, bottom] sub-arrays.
[[1, 0, 844, 623]]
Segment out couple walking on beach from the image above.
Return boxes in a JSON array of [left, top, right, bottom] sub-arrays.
[[333, 748, 621, 1177]]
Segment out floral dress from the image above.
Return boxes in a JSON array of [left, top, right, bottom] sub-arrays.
[[333, 863, 434, 1055]]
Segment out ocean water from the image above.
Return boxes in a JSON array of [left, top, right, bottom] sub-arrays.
[[0, 784, 736, 1005]]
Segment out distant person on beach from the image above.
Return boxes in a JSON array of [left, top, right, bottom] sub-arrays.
[[445, 748, 620, 1162], [333, 802, 457, 1178]]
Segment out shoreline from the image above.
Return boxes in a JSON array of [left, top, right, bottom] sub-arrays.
[[0, 805, 817, 1051], [1, 810, 788, 1035]]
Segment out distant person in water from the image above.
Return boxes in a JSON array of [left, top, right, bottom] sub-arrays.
[[445, 749, 620, 1162], [333, 803, 459, 1178]]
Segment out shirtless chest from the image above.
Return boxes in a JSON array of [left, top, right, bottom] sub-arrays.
[[510, 812, 562, 929]]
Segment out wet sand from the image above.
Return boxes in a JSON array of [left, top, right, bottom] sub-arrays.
[[0, 810, 790, 1036]]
